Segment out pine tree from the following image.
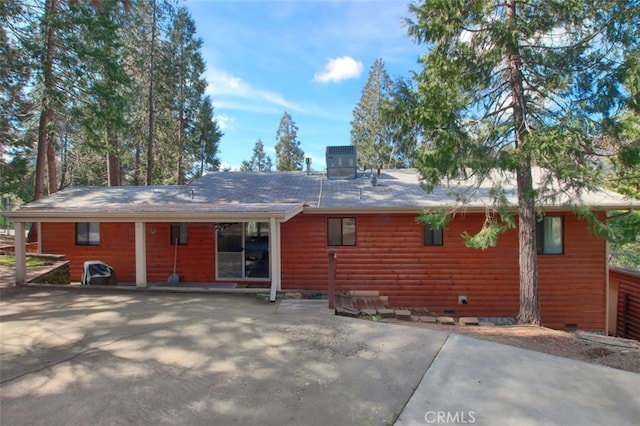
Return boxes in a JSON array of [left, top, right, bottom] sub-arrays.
[[405, 0, 639, 324], [192, 96, 223, 178], [0, 0, 35, 204], [240, 139, 273, 172], [274, 112, 304, 171], [164, 7, 207, 184], [350, 58, 395, 170]]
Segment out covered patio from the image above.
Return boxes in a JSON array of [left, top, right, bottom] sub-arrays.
[[5, 184, 307, 302]]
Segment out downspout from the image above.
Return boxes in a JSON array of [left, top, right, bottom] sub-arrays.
[[269, 216, 280, 301], [605, 238, 610, 336]]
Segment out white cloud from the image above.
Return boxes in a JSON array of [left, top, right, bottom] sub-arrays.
[[213, 113, 233, 131], [313, 56, 363, 83], [205, 67, 301, 112]]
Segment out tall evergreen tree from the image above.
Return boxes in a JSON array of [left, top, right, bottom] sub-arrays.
[[164, 7, 206, 184], [192, 96, 222, 178], [405, 0, 639, 324], [275, 112, 304, 171], [240, 139, 273, 172], [350, 58, 395, 170], [0, 0, 35, 204], [74, 0, 132, 187]]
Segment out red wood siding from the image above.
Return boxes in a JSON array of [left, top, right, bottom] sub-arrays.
[[40, 211, 608, 330], [41, 222, 265, 286], [610, 268, 640, 340], [42, 222, 137, 281], [145, 222, 217, 282], [281, 212, 607, 330]]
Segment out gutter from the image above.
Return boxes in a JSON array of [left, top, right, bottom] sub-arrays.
[[4, 208, 303, 223]]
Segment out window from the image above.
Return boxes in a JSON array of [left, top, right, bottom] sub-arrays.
[[424, 224, 443, 246], [536, 216, 563, 254], [327, 217, 356, 246], [76, 222, 100, 246], [170, 223, 188, 245]]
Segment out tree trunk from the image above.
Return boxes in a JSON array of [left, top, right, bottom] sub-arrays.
[[107, 131, 120, 186], [35, 0, 57, 201], [146, 0, 157, 186], [507, 0, 541, 325], [34, 107, 50, 201], [516, 165, 540, 325], [47, 132, 57, 193]]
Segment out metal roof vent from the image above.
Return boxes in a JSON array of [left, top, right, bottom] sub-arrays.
[[326, 145, 357, 179]]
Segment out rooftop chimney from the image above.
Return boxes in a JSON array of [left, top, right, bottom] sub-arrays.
[[305, 157, 312, 175]]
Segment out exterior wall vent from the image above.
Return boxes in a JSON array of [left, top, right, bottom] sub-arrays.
[[326, 145, 357, 179]]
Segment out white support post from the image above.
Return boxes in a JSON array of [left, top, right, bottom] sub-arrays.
[[37, 222, 42, 254], [269, 217, 280, 302], [135, 222, 147, 288], [14, 222, 26, 285]]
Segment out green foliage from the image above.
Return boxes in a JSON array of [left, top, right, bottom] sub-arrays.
[[275, 112, 304, 171], [404, 0, 640, 323], [350, 59, 396, 169], [2, 0, 221, 193], [404, 0, 639, 240], [462, 221, 504, 251], [191, 96, 222, 178], [241, 139, 273, 172], [417, 208, 450, 231]]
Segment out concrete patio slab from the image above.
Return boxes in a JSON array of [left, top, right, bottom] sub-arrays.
[[395, 334, 640, 425], [0, 290, 446, 426]]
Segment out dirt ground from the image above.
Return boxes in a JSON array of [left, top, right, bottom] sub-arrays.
[[395, 320, 640, 374]]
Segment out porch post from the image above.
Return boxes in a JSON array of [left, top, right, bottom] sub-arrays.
[[269, 217, 280, 302], [14, 222, 26, 285], [135, 222, 147, 288], [37, 222, 43, 254]]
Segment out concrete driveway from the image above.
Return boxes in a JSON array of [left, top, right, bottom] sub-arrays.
[[1, 289, 639, 426], [1, 290, 445, 425]]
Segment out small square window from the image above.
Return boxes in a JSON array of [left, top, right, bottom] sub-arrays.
[[76, 222, 100, 246], [424, 225, 443, 246], [170, 223, 188, 245], [536, 216, 563, 254], [327, 218, 356, 246]]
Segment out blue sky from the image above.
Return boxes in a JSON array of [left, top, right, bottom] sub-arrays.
[[185, 0, 425, 170]]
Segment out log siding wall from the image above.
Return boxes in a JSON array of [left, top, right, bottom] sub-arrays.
[[280, 212, 607, 330], [40, 210, 607, 330], [41, 222, 263, 285]]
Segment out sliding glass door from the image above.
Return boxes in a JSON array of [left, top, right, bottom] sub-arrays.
[[216, 222, 270, 279]]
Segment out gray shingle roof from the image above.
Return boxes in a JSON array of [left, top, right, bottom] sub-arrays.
[[7, 168, 638, 222]]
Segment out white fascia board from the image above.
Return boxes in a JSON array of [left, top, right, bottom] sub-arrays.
[[303, 204, 637, 216], [4, 210, 292, 223]]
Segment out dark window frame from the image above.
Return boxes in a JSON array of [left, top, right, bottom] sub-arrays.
[[170, 223, 188, 245], [423, 224, 444, 246], [536, 216, 564, 255], [327, 217, 357, 246], [76, 222, 100, 246]]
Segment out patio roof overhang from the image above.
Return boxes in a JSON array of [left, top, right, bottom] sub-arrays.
[[5, 203, 305, 224]]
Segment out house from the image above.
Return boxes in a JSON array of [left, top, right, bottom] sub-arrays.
[[6, 147, 639, 332]]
